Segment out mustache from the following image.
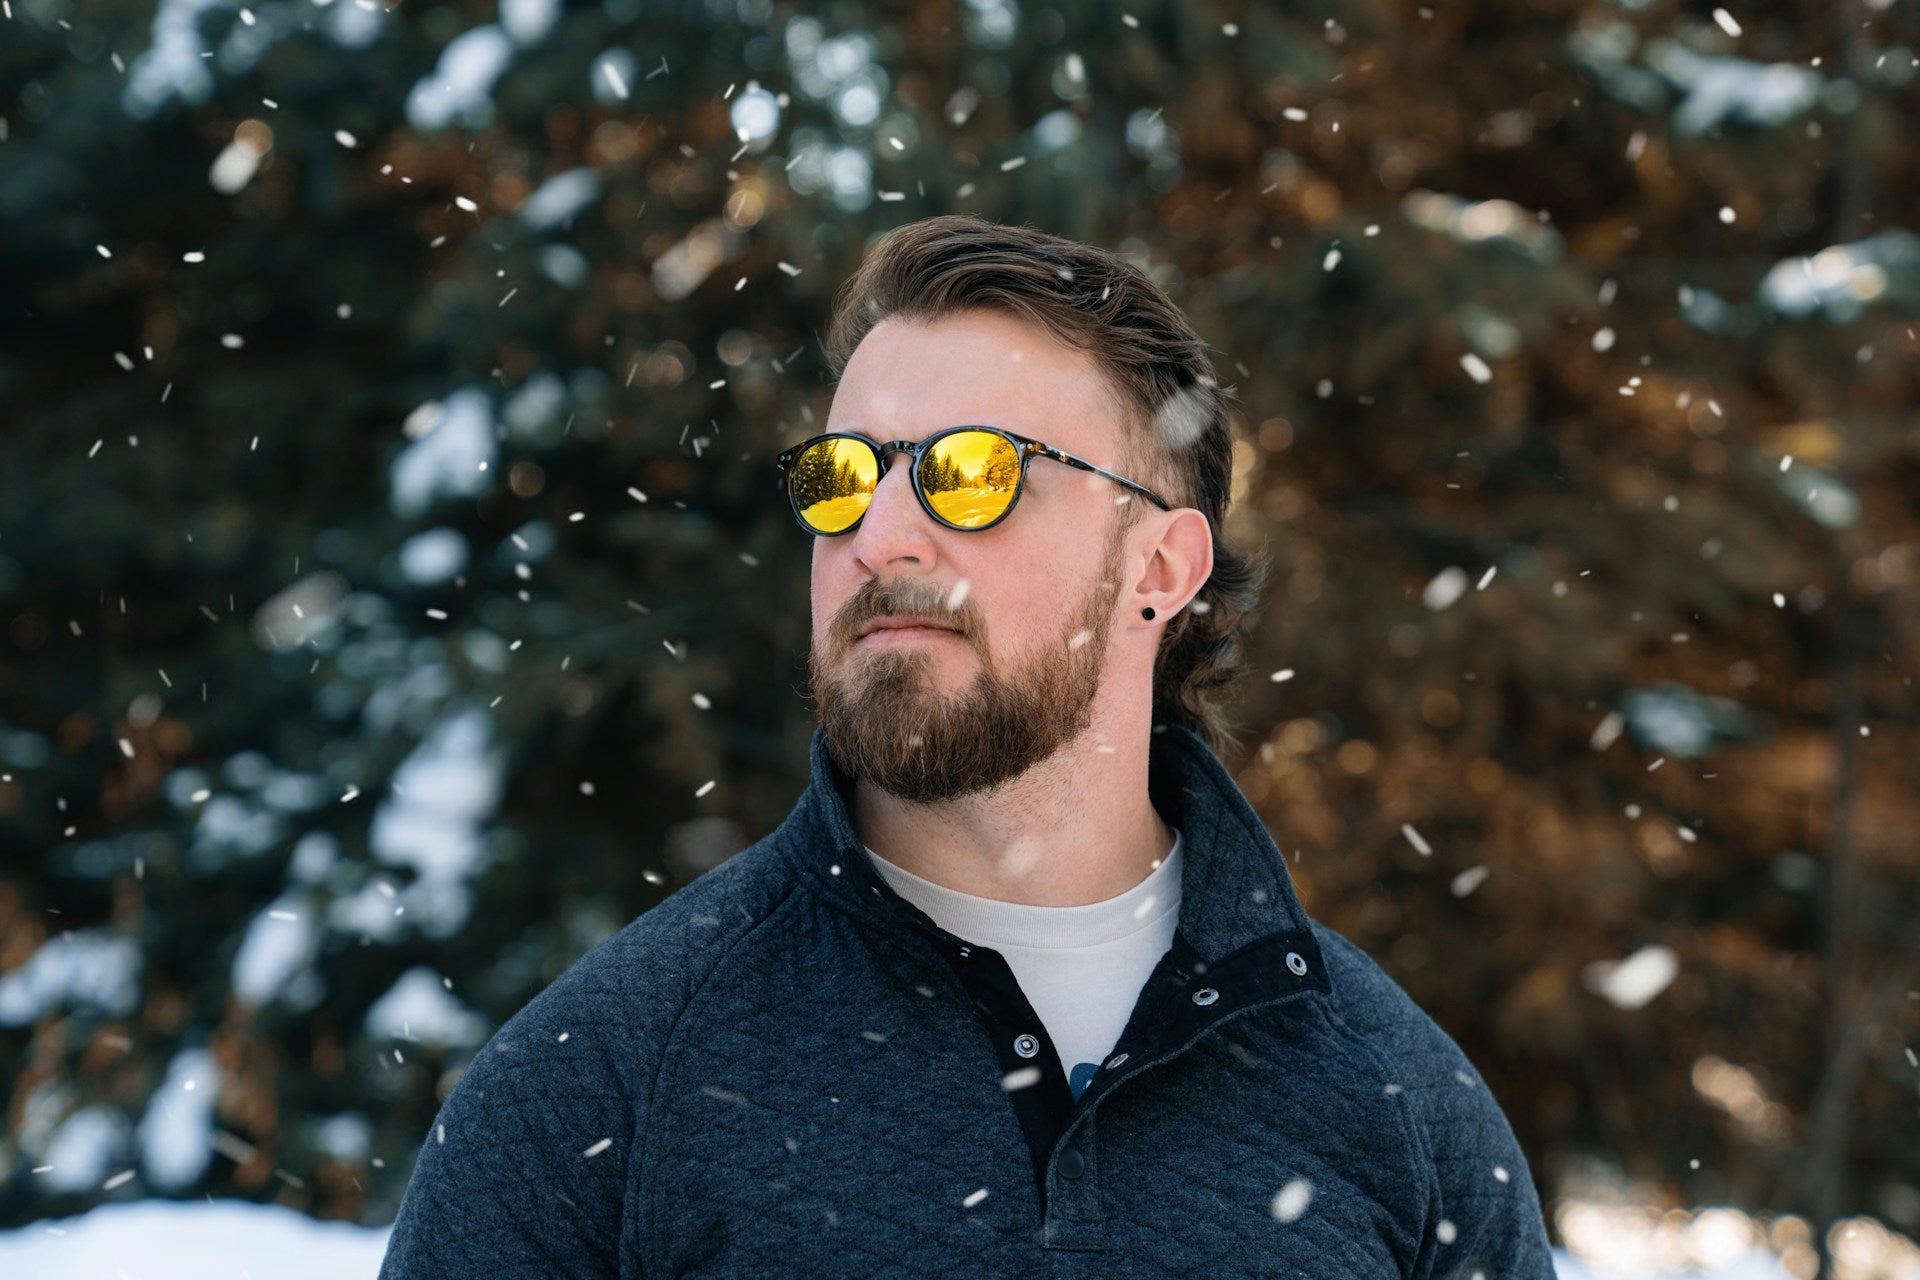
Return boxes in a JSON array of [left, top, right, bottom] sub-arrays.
[[827, 579, 982, 654]]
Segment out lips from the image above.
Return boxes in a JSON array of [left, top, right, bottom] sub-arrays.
[[856, 616, 961, 640]]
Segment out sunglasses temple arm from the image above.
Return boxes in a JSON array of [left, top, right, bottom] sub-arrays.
[[1117, 475, 1175, 510], [1048, 448, 1174, 512]]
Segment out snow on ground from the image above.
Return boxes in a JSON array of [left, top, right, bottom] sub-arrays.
[[5, 1198, 1913, 1278], [0, 1201, 391, 1279]]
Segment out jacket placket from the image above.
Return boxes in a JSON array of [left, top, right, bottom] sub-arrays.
[[912, 906, 1332, 1254]]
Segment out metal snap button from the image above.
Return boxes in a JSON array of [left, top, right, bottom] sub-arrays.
[[1013, 1033, 1040, 1058], [1286, 952, 1309, 976], [1191, 987, 1219, 1006], [957, 945, 972, 958], [1105, 1052, 1128, 1070]]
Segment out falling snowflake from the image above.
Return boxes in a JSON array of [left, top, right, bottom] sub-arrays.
[[1450, 866, 1490, 897], [1271, 1178, 1313, 1222], [1583, 944, 1679, 1009]]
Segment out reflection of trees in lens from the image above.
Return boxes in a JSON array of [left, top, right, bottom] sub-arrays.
[[791, 442, 825, 498], [922, 436, 1015, 525], [848, 446, 876, 496], [792, 441, 865, 501], [792, 447, 816, 497], [789, 440, 877, 533], [921, 449, 959, 493], [928, 434, 1008, 493], [918, 435, 1026, 526], [982, 442, 1020, 492]]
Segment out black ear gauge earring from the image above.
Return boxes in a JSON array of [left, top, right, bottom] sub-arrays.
[[1141, 607, 1156, 621]]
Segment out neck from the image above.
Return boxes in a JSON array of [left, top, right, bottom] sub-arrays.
[[851, 697, 1172, 906]]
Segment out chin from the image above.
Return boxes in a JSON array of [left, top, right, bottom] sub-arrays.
[[861, 648, 973, 690], [848, 634, 970, 664]]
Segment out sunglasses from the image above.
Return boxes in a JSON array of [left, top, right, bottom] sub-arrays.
[[774, 425, 1173, 536]]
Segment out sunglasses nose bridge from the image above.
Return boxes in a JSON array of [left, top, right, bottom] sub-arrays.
[[855, 444, 931, 528], [873, 440, 921, 469], [871, 443, 920, 489]]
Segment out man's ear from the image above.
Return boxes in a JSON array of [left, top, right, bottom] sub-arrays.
[[1132, 509, 1214, 621]]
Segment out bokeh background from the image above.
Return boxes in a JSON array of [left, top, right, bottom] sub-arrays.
[[2, 0, 1918, 1275]]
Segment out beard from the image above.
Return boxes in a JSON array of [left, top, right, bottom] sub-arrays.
[[808, 518, 1126, 804]]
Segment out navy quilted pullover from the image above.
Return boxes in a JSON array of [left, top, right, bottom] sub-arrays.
[[380, 724, 1555, 1278]]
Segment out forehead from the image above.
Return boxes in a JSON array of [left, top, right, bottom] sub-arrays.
[[824, 309, 1128, 458]]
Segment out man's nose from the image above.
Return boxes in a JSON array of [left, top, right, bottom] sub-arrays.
[[849, 453, 937, 572]]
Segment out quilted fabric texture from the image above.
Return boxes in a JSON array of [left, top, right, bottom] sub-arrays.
[[379, 724, 1555, 1278]]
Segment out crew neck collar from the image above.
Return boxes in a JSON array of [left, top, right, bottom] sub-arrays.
[[862, 835, 1183, 951]]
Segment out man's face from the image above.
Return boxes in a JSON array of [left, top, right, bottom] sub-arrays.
[[805, 309, 1140, 803]]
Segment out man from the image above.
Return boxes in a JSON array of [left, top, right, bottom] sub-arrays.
[[380, 216, 1555, 1277]]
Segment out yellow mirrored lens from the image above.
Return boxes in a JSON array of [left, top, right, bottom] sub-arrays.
[[792, 438, 878, 533], [922, 431, 1020, 528]]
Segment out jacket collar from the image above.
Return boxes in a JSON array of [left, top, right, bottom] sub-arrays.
[[781, 722, 1327, 978]]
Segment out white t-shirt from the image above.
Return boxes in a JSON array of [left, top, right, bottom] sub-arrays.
[[864, 832, 1182, 1099]]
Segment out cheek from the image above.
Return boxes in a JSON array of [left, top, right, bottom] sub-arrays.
[[809, 545, 872, 648], [809, 550, 838, 638], [978, 558, 1085, 645]]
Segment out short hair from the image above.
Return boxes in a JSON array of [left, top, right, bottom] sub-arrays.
[[822, 214, 1267, 755]]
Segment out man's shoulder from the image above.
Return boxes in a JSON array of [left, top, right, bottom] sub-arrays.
[[531, 831, 802, 1022], [1308, 920, 1473, 1069], [1302, 926, 1553, 1267], [1310, 922, 1427, 1024], [1305, 919, 1541, 1188], [377, 829, 805, 1274], [438, 832, 801, 1114]]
